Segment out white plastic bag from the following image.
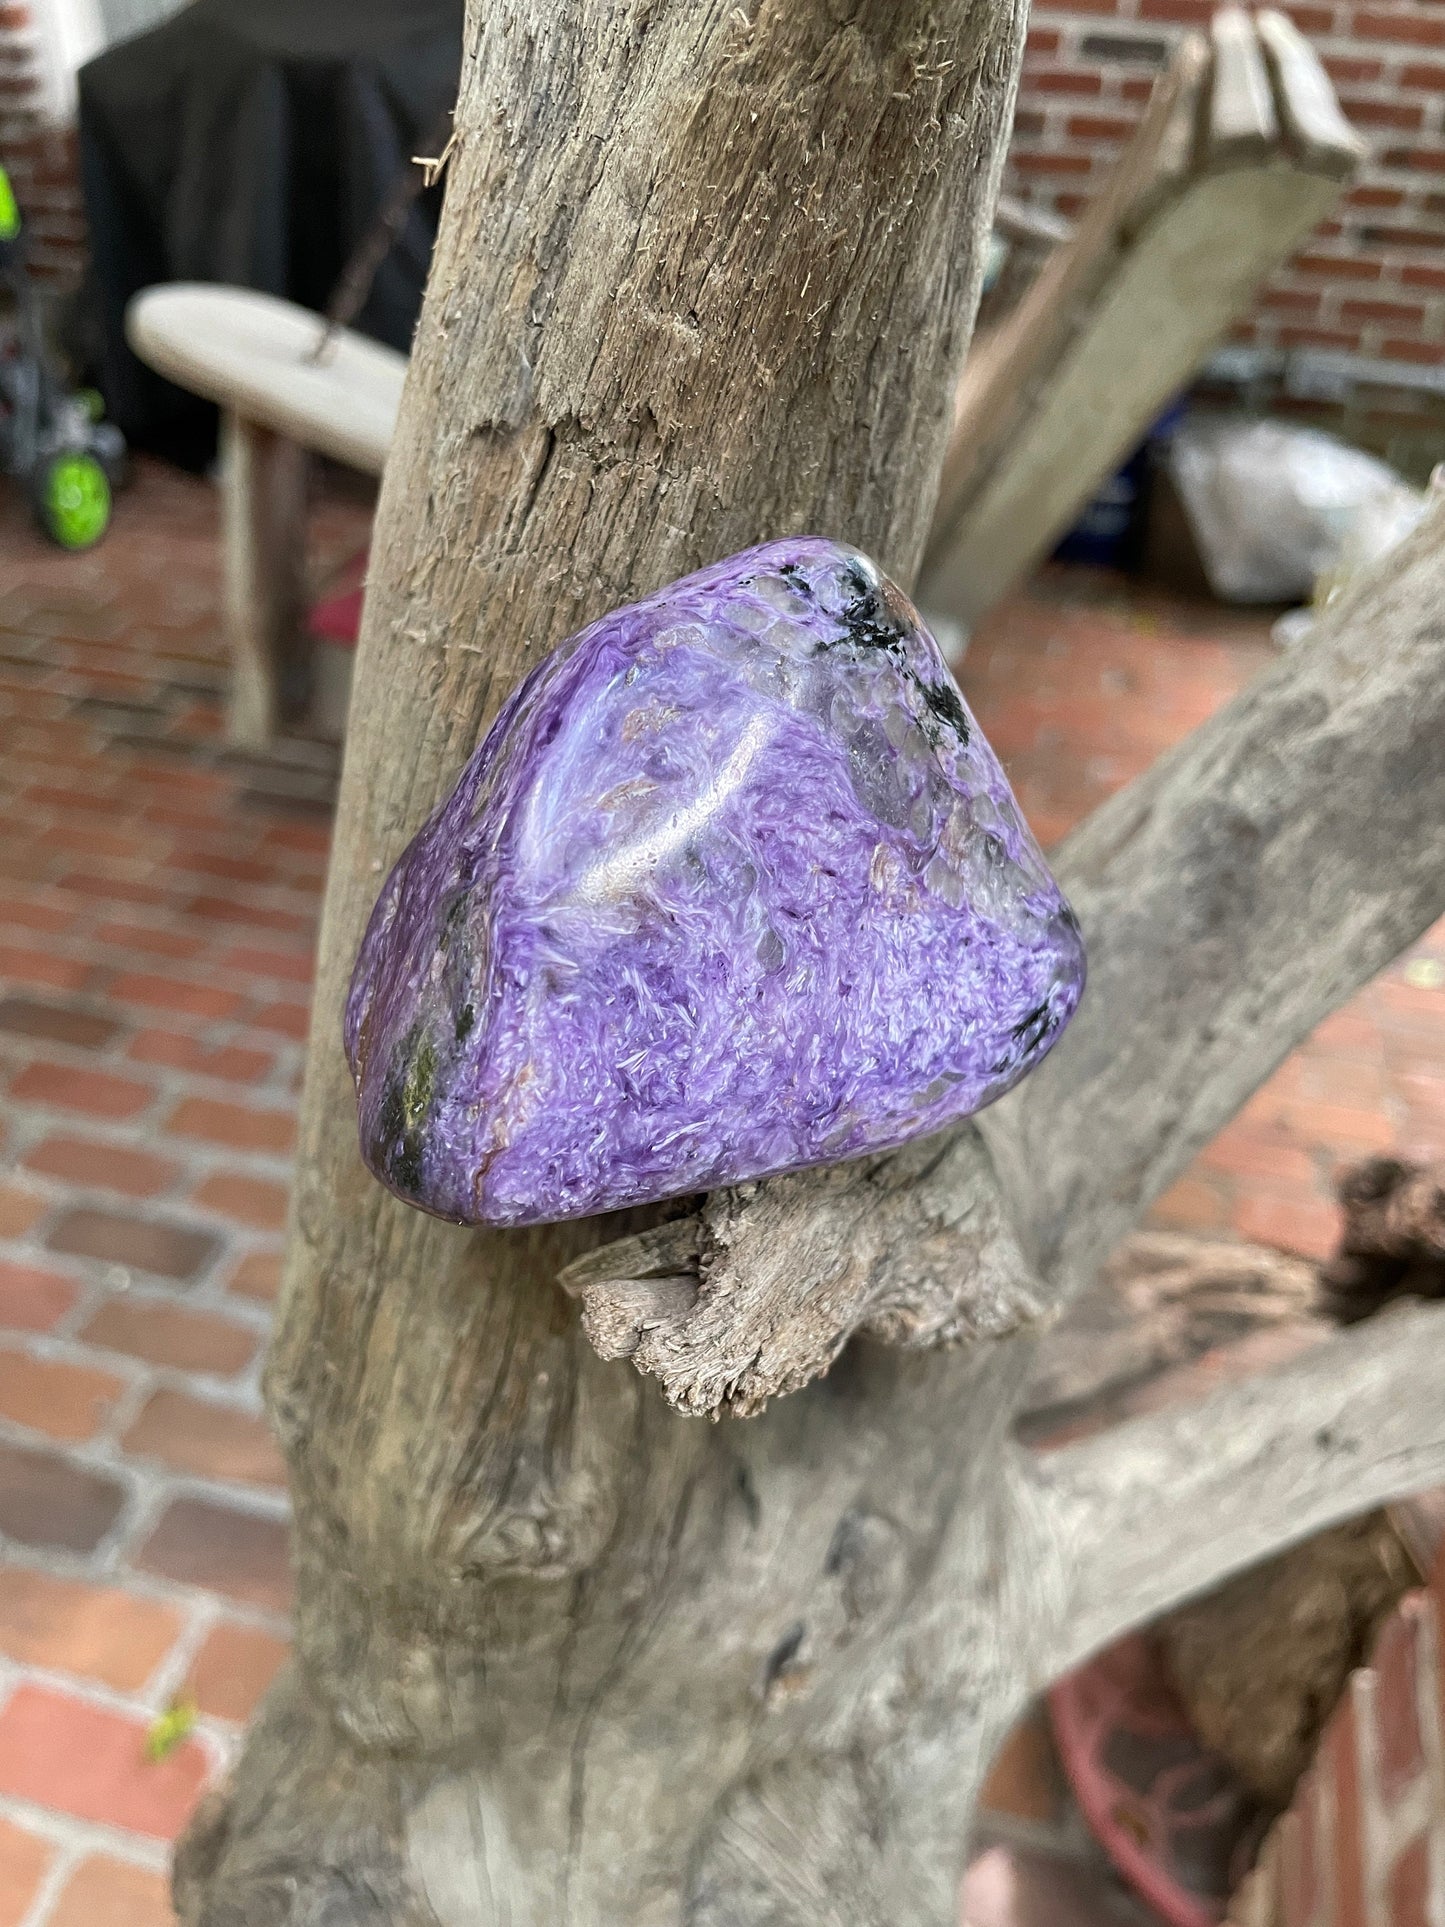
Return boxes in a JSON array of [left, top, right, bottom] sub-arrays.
[[1167, 415, 1425, 604]]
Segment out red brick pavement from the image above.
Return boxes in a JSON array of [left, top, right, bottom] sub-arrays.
[[0, 460, 1440, 1923], [0, 459, 358, 1924]]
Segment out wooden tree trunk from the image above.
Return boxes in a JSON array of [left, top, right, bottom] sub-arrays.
[[178, 6, 1034, 1923], [175, 6, 1445, 1925]]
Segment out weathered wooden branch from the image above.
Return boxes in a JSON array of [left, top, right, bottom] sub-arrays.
[[575, 494, 1445, 1411], [1017, 1228, 1322, 1433], [990, 494, 1445, 1287], [919, 6, 1364, 625], [560, 1125, 1045, 1417], [179, 6, 1071, 1923], [1041, 1299, 1445, 1674], [179, 4, 1445, 1921]]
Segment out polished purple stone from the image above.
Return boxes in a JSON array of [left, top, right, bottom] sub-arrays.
[[345, 539, 1085, 1227]]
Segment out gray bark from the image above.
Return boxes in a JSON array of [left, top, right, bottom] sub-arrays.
[[1046, 1300, 1445, 1672], [175, 4, 1445, 1924], [991, 506, 1445, 1295]]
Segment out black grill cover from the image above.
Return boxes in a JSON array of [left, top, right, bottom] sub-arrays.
[[79, 0, 461, 464]]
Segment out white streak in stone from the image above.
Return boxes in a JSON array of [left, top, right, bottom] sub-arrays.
[[572, 710, 775, 905]]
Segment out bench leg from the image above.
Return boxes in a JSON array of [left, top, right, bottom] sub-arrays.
[[221, 412, 310, 748]]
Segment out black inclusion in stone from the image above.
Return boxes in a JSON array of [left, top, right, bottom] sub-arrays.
[[839, 562, 909, 654], [920, 675, 971, 746], [778, 562, 814, 600], [828, 562, 972, 750], [440, 891, 468, 947], [990, 1000, 1059, 1077], [374, 1025, 437, 1198], [1010, 1001, 1056, 1055], [375, 1074, 422, 1195]]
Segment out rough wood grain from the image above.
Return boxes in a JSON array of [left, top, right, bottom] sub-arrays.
[[175, 3, 1445, 1921], [1044, 1300, 1445, 1672], [992, 495, 1445, 1292], [220, 416, 309, 747], [1017, 1229, 1321, 1431], [179, 3, 1048, 1923], [560, 1125, 1045, 1416]]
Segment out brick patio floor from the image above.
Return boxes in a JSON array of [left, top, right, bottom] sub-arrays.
[[0, 458, 1441, 1926]]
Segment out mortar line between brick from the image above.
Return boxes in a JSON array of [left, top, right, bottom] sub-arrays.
[[2, 1101, 299, 1181], [0, 1409, 290, 1531], [0, 1651, 241, 1807], [143, 1596, 224, 1715], [0, 1334, 272, 1424], [15, 1833, 86, 1927], [0, 1542, 290, 1639], [0, 1789, 174, 1877]]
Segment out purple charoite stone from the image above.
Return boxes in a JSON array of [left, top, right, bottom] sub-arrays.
[[345, 539, 1085, 1227]]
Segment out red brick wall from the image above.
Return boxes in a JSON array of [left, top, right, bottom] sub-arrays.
[[1008, 0, 1445, 372], [0, 2, 87, 288], [6, 0, 1444, 355], [1228, 1537, 1445, 1926]]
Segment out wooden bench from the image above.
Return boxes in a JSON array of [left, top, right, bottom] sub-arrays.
[[919, 9, 1365, 627], [126, 284, 405, 745]]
